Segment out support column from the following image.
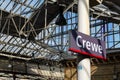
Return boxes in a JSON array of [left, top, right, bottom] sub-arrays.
[[77, 0, 91, 80]]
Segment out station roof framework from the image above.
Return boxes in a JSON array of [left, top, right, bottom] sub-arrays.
[[0, 0, 44, 18], [0, 0, 120, 61], [0, 0, 120, 79]]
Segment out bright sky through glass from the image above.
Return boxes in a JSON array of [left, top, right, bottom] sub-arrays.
[[0, 0, 44, 18]]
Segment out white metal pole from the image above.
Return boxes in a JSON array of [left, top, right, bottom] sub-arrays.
[[78, 0, 91, 80]]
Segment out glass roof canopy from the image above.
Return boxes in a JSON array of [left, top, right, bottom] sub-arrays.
[[0, 32, 62, 60], [0, 0, 44, 18], [0, 0, 78, 61], [0, 0, 63, 60], [0, 0, 120, 61]]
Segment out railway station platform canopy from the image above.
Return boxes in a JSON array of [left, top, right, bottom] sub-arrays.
[[0, 0, 120, 79]]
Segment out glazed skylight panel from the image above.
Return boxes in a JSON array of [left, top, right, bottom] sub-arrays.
[[0, 0, 44, 18]]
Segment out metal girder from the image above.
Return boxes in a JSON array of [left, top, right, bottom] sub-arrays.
[[0, 32, 66, 60]]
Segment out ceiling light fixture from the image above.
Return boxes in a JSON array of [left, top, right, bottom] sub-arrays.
[[55, 5, 67, 26]]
